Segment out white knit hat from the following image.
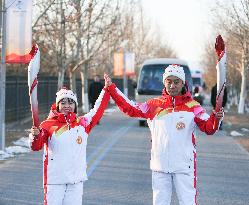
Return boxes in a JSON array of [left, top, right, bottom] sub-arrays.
[[56, 88, 78, 106], [163, 64, 185, 83]]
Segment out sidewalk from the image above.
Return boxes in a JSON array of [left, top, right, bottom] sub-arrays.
[[5, 114, 48, 147], [5, 122, 30, 149]]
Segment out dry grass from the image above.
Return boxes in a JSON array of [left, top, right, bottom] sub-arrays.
[[223, 108, 249, 152], [236, 138, 249, 152]]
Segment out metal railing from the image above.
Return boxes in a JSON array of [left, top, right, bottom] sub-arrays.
[[5, 75, 135, 122]]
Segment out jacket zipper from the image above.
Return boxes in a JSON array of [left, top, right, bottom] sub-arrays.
[[64, 114, 71, 130], [172, 96, 175, 111], [168, 96, 175, 172]]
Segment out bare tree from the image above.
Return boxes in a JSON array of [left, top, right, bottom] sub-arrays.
[[212, 0, 249, 113], [78, 0, 123, 112], [32, 0, 121, 100], [32, 0, 177, 113], [202, 41, 217, 90]]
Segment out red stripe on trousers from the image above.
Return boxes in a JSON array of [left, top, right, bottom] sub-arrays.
[[43, 142, 48, 205], [194, 151, 197, 205]]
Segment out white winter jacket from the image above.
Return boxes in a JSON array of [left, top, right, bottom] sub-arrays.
[[108, 83, 219, 173], [29, 89, 110, 184]]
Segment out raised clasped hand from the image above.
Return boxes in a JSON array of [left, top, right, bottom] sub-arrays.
[[31, 126, 40, 136], [104, 73, 112, 88]]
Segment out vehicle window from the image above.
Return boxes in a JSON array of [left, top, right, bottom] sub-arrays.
[[138, 64, 192, 95], [192, 77, 201, 86]]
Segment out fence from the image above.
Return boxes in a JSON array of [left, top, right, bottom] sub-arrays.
[[5, 75, 135, 122]]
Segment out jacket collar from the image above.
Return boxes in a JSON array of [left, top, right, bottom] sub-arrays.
[[162, 88, 192, 106]]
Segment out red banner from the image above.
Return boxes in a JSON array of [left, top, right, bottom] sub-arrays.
[[113, 52, 124, 76], [5, 0, 32, 64], [114, 52, 135, 76]]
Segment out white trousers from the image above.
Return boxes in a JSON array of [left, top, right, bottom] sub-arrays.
[[152, 171, 197, 205], [45, 182, 83, 205]]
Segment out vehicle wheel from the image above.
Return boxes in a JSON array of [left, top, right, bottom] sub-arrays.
[[139, 120, 146, 127]]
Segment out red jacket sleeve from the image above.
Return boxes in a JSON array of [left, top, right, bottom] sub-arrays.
[[84, 88, 110, 134], [29, 128, 49, 151], [194, 112, 220, 135], [107, 83, 152, 119]]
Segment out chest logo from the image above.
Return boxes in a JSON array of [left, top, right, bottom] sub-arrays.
[[176, 121, 185, 130], [76, 136, 82, 144]]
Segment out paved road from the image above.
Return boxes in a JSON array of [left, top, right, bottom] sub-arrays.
[[0, 110, 249, 205]]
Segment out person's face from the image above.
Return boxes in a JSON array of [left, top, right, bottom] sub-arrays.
[[164, 76, 184, 96], [58, 98, 76, 114]]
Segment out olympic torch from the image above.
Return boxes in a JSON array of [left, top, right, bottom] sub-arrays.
[[215, 35, 227, 112], [28, 44, 40, 127]]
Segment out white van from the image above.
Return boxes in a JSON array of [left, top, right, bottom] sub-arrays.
[[136, 58, 193, 126], [191, 70, 205, 90]]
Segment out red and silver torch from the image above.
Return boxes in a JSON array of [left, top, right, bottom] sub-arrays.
[[215, 35, 227, 112], [28, 44, 40, 127]]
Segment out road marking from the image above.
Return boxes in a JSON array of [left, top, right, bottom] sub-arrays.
[[86, 122, 134, 177]]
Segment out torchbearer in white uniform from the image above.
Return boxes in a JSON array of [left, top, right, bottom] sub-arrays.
[[104, 59, 224, 205], [29, 79, 110, 205]]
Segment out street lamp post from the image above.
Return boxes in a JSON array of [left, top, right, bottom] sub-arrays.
[[120, 40, 129, 97], [0, 0, 6, 151], [123, 51, 128, 96]]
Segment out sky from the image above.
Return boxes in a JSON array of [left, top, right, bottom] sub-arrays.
[[141, 0, 218, 70]]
